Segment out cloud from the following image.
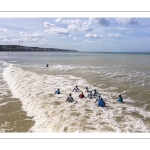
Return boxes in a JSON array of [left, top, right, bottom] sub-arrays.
[[116, 18, 144, 25], [85, 33, 103, 38], [89, 18, 110, 26], [55, 18, 62, 22], [45, 28, 69, 34], [10, 31, 45, 44], [31, 39, 38, 42], [2, 39, 10, 43], [73, 37, 77, 40], [0, 35, 7, 39], [2, 38, 26, 44], [107, 33, 124, 38], [44, 22, 69, 34], [116, 26, 134, 31], [83, 40, 95, 43], [55, 18, 93, 31], [32, 32, 44, 37], [73, 37, 82, 40], [44, 22, 55, 28], [20, 31, 44, 38], [0, 27, 7, 32]]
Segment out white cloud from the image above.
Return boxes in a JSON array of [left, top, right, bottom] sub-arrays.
[[0, 35, 7, 39], [45, 28, 69, 34], [55, 18, 62, 22], [116, 26, 134, 31], [2, 39, 10, 42], [32, 32, 44, 37], [56, 18, 93, 31], [85, 33, 103, 38], [116, 18, 144, 25], [89, 18, 110, 26], [2, 38, 26, 44], [107, 33, 124, 38], [73, 37, 82, 40], [31, 39, 38, 42], [44, 22, 55, 28], [20, 31, 44, 38], [0, 27, 7, 32], [44, 22, 69, 34], [73, 37, 77, 40], [83, 40, 95, 43]]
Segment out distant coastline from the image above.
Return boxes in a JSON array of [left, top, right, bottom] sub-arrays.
[[0, 45, 79, 52]]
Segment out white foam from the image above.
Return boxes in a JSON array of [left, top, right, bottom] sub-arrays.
[[0, 101, 17, 107], [3, 64, 150, 132]]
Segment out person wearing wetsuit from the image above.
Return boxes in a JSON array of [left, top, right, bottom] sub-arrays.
[[95, 95, 101, 103], [86, 87, 90, 92], [72, 86, 80, 92], [118, 95, 123, 103], [66, 94, 74, 102], [87, 91, 93, 99], [98, 98, 105, 107], [79, 92, 84, 98], [93, 89, 98, 97], [55, 89, 60, 94]]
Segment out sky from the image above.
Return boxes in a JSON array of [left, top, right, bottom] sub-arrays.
[[0, 17, 150, 52]]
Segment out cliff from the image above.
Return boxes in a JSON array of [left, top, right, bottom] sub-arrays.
[[0, 45, 79, 52]]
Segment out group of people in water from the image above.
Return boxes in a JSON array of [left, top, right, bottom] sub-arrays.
[[55, 86, 123, 107]]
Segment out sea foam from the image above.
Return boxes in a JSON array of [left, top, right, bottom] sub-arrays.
[[3, 64, 150, 132]]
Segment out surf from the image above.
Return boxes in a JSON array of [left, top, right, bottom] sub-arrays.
[[3, 64, 150, 132]]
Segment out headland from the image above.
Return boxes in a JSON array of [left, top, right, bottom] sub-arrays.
[[0, 45, 78, 52]]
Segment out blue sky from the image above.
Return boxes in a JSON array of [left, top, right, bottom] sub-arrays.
[[0, 18, 150, 52]]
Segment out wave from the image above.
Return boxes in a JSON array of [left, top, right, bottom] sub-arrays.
[[3, 64, 150, 132]]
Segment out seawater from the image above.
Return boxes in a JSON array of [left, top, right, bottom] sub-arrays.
[[0, 52, 150, 132]]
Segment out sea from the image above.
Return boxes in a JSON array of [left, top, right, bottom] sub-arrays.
[[0, 51, 150, 133]]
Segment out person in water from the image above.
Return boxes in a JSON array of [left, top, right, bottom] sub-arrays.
[[86, 87, 90, 92], [98, 98, 105, 107], [66, 94, 74, 102], [93, 89, 98, 97], [96, 93, 101, 99], [72, 86, 81, 92], [79, 92, 84, 98], [95, 95, 101, 103], [118, 95, 123, 103], [46, 64, 49, 67], [55, 89, 60, 94], [87, 91, 93, 99]]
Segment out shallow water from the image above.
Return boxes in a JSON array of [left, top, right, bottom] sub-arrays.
[[0, 52, 150, 132]]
